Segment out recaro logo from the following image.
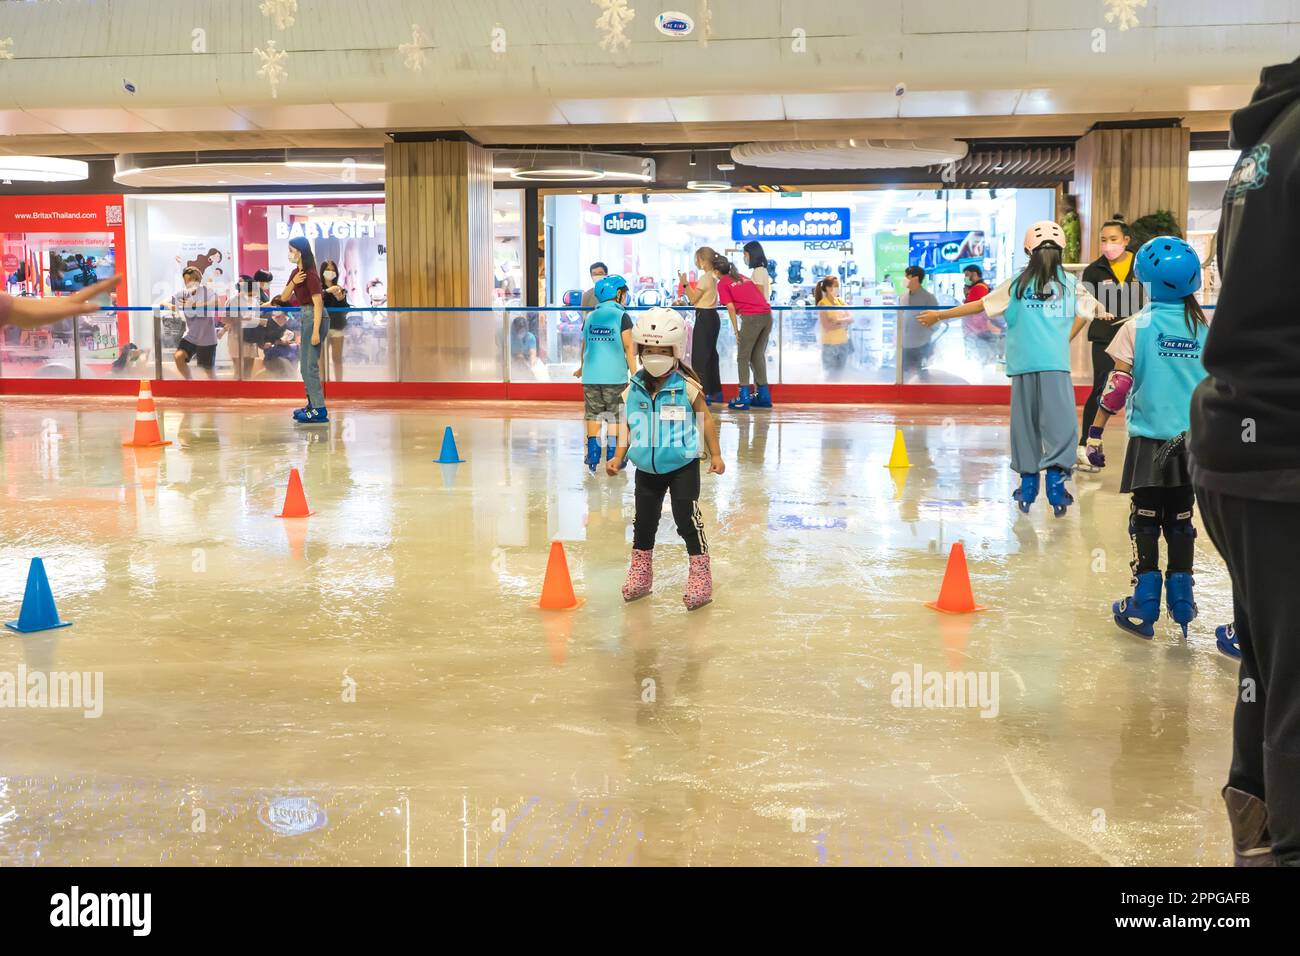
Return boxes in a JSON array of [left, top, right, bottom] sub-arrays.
[[603, 211, 647, 235]]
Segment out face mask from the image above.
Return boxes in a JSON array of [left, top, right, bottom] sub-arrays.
[[184, 283, 199, 292], [963, 276, 975, 287], [1102, 242, 1126, 262], [323, 271, 337, 282], [641, 354, 676, 378]]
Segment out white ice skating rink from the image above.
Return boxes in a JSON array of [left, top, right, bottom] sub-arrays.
[[0, 397, 1238, 866]]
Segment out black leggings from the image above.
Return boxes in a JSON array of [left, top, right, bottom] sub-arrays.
[[1080, 340, 1115, 446], [1129, 485, 1195, 574], [633, 460, 707, 555], [692, 308, 722, 395]]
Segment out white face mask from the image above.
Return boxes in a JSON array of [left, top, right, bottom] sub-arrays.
[[184, 283, 199, 292], [323, 271, 337, 282], [641, 353, 676, 378]]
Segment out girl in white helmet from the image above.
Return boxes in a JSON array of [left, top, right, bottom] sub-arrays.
[[607, 307, 725, 610], [918, 221, 1112, 517]]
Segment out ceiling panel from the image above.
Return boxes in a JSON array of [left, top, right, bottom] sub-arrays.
[[555, 98, 677, 125], [24, 108, 164, 134], [333, 102, 466, 128], [126, 107, 257, 132], [229, 104, 362, 131], [780, 93, 900, 121], [899, 90, 1024, 118], [0, 111, 67, 137], [669, 96, 786, 124]]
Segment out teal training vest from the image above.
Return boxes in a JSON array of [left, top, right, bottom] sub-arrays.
[[1003, 271, 1080, 377], [581, 302, 629, 385], [625, 371, 699, 474], [1127, 302, 1208, 441]]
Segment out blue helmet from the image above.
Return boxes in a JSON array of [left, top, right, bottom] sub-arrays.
[[1135, 236, 1201, 302], [594, 274, 628, 303]]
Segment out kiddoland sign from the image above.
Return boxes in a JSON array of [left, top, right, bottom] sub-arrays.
[[732, 208, 851, 241]]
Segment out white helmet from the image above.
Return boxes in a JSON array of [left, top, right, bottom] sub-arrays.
[[1023, 220, 1067, 253], [632, 307, 687, 359]]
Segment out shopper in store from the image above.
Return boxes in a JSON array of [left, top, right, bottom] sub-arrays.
[[580, 261, 609, 312], [1076, 215, 1143, 472], [960, 265, 1001, 363], [259, 302, 299, 378], [815, 275, 854, 380], [253, 269, 275, 304], [679, 246, 724, 405], [742, 241, 773, 304], [320, 259, 350, 383], [898, 266, 940, 382], [715, 253, 773, 409], [280, 236, 328, 424], [172, 266, 223, 380]]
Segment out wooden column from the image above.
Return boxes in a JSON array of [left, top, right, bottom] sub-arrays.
[[384, 139, 494, 381], [1072, 125, 1190, 262]]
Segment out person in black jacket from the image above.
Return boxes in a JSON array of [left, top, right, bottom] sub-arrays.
[[1076, 215, 1144, 471], [319, 258, 350, 382], [1190, 54, 1300, 867]]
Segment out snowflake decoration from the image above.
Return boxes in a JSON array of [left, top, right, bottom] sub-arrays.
[[253, 40, 288, 98], [593, 0, 635, 52], [697, 0, 712, 48], [398, 24, 430, 72], [260, 0, 298, 31], [0, 37, 13, 60], [1103, 0, 1146, 31]]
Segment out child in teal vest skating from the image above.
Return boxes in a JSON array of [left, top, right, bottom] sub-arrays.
[[575, 274, 636, 473], [1085, 236, 1209, 639], [607, 308, 725, 610]]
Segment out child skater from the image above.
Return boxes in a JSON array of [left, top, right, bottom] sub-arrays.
[[574, 274, 636, 473], [1084, 236, 1209, 639], [919, 221, 1112, 516], [607, 308, 724, 610]]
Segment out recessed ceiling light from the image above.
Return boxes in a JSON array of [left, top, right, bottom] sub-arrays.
[[686, 180, 731, 192], [716, 162, 736, 172], [511, 167, 607, 182], [0, 156, 89, 183]]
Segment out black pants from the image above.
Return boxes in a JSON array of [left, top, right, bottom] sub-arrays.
[[692, 308, 722, 395], [1129, 485, 1195, 574], [633, 460, 707, 556], [1196, 487, 1300, 865], [1079, 339, 1114, 445]]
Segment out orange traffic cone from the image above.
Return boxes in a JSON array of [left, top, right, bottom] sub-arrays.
[[123, 380, 172, 448], [925, 542, 988, 614], [276, 467, 315, 518], [536, 541, 584, 610]]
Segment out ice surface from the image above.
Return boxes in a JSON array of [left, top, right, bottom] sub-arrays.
[[0, 397, 1237, 865]]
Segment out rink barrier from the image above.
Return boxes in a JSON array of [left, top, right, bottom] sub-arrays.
[[0, 304, 1212, 405]]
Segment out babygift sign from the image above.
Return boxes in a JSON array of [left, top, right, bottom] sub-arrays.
[[732, 208, 851, 241], [274, 217, 377, 240]]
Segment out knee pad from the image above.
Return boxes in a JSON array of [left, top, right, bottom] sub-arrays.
[[1129, 505, 1161, 538], [1162, 509, 1197, 539]]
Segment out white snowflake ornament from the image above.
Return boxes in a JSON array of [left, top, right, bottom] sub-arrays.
[[399, 24, 430, 72], [253, 40, 289, 98], [1103, 0, 1146, 32], [260, 0, 298, 31], [593, 0, 635, 53], [0, 37, 13, 60]]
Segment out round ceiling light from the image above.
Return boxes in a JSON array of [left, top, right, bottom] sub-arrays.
[[493, 150, 655, 184], [731, 139, 968, 170], [113, 152, 384, 187], [511, 167, 606, 182], [0, 156, 89, 182], [686, 180, 732, 192]]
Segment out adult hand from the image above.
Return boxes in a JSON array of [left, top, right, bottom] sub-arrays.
[[1099, 312, 1117, 322], [3, 275, 123, 330], [311, 332, 320, 347], [916, 310, 941, 327]]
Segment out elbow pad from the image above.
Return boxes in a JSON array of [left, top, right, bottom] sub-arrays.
[[1099, 370, 1133, 415]]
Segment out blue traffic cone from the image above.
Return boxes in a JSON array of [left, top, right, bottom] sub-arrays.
[[435, 426, 465, 464], [4, 558, 73, 634]]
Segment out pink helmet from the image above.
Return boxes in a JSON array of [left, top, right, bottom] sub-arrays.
[[1023, 220, 1067, 254]]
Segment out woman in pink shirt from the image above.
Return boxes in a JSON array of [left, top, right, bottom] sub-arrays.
[[714, 254, 773, 410]]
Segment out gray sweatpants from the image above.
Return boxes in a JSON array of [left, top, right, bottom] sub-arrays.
[[1009, 370, 1076, 474], [736, 312, 772, 389]]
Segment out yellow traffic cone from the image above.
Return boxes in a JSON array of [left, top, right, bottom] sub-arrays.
[[884, 428, 910, 469]]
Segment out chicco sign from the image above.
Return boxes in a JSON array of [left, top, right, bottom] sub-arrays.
[[603, 211, 648, 235]]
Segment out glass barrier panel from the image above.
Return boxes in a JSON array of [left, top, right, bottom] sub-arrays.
[[396, 309, 504, 383], [327, 309, 395, 382], [76, 308, 138, 379], [1, 314, 76, 379], [779, 308, 898, 385]]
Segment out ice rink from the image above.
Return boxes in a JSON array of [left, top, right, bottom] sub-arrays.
[[0, 397, 1239, 865]]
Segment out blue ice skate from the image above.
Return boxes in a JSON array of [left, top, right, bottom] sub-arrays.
[[1013, 472, 1039, 513], [1164, 572, 1197, 638], [1113, 570, 1162, 639], [1216, 623, 1241, 660], [1045, 466, 1074, 517], [749, 384, 773, 408], [585, 436, 601, 474], [728, 387, 752, 410], [293, 405, 328, 425]]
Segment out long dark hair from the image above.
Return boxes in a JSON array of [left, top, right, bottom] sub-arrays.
[[1011, 245, 1065, 300], [712, 253, 746, 283], [743, 241, 768, 271], [1183, 294, 1208, 336], [288, 236, 317, 275]]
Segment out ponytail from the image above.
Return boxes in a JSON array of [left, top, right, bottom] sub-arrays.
[[1183, 294, 1208, 336], [1011, 245, 1065, 301], [813, 277, 834, 303]]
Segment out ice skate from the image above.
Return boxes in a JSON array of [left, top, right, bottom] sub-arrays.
[[1044, 466, 1073, 517], [728, 387, 751, 410], [683, 553, 712, 610], [1113, 569, 1162, 639], [622, 549, 653, 602], [1216, 623, 1241, 660], [1222, 786, 1275, 867], [1013, 472, 1039, 513], [749, 384, 773, 408], [585, 436, 601, 474], [1164, 572, 1197, 638]]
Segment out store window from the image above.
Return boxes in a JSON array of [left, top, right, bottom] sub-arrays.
[[1, 195, 128, 380], [494, 189, 525, 308]]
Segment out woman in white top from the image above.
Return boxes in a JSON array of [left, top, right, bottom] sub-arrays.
[[743, 241, 773, 303], [679, 245, 724, 404]]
